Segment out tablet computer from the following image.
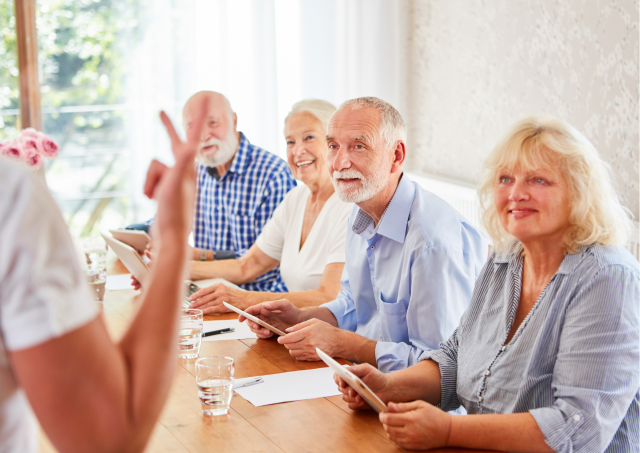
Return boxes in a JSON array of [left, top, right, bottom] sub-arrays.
[[316, 347, 387, 413], [223, 301, 286, 336], [109, 229, 151, 253], [102, 233, 151, 287]]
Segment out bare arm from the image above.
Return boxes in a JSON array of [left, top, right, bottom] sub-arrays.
[[189, 243, 279, 283], [9, 100, 207, 453], [189, 262, 344, 313]]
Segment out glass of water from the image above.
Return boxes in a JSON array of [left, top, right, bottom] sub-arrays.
[[179, 309, 203, 359], [82, 237, 107, 302], [195, 356, 234, 415]]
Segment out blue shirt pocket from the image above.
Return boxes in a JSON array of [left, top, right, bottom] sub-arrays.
[[376, 291, 408, 343]]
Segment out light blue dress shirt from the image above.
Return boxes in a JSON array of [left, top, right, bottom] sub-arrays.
[[322, 175, 488, 372]]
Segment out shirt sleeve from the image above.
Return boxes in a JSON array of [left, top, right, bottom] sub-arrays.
[[374, 244, 475, 372], [529, 265, 639, 453], [321, 265, 358, 331], [0, 167, 99, 351], [254, 189, 290, 262], [324, 201, 351, 265]]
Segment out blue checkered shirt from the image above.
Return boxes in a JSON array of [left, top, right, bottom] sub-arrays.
[[194, 133, 296, 292]]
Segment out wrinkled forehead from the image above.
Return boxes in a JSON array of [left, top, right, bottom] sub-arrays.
[[327, 106, 382, 142]]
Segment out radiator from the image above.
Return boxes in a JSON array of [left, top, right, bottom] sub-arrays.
[[407, 172, 640, 261]]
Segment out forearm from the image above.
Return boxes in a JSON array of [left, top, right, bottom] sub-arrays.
[[241, 288, 340, 308], [447, 412, 551, 452], [333, 329, 377, 366], [386, 359, 442, 404], [190, 258, 245, 282], [118, 240, 188, 444]]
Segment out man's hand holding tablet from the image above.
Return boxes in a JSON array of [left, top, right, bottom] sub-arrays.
[[235, 300, 304, 338]]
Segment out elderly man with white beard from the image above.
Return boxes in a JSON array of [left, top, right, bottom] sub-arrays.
[[240, 97, 488, 372], [134, 91, 296, 292]]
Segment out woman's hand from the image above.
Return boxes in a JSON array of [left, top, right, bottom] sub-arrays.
[[188, 283, 249, 314], [380, 400, 451, 451], [334, 363, 390, 411]]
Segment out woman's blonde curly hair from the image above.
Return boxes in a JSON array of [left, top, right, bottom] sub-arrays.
[[479, 115, 633, 254]]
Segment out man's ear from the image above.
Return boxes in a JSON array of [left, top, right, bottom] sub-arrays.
[[391, 140, 406, 174], [233, 112, 238, 130]]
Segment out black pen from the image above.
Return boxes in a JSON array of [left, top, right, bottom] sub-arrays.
[[202, 327, 235, 337]]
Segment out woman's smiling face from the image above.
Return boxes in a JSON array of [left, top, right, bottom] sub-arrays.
[[493, 160, 572, 247], [285, 111, 329, 185]]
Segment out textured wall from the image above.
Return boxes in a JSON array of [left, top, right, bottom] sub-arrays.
[[405, 0, 639, 218]]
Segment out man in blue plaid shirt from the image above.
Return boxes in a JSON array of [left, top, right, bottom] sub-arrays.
[[184, 91, 296, 292]]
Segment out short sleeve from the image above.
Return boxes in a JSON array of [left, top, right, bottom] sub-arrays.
[[0, 162, 99, 351], [324, 199, 352, 265]]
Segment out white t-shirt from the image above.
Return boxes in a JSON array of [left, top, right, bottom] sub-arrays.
[[255, 184, 352, 292], [0, 158, 99, 452]]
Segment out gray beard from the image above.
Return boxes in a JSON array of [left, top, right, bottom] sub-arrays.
[[197, 131, 238, 167], [331, 168, 389, 203]]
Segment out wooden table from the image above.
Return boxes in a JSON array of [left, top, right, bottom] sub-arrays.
[[39, 272, 495, 453]]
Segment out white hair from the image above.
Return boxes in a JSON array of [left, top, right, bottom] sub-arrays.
[[284, 99, 337, 132], [339, 97, 406, 151]]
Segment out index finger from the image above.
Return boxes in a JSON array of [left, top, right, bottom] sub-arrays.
[[160, 111, 181, 149], [186, 96, 209, 146]]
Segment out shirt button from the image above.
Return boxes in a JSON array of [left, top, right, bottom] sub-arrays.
[[370, 245, 375, 250], [485, 370, 491, 376], [478, 396, 483, 402], [501, 346, 506, 351], [573, 415, 580, 422]]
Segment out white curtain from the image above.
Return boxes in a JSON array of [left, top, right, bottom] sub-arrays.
[[124, 0, 407, 221]]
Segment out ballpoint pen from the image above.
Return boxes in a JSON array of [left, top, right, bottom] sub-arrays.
[[234, 377, 264, 389], [202, 327, 235, 337]]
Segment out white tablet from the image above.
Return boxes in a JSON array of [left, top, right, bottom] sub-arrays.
[[223, 301, 286, 336], [109, 229, 151, 253], [102, 233, 151, 287], [316, 347, 387, 413]]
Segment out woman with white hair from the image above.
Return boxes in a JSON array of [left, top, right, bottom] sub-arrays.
[[335, 115, 639, 452], [188, 100, 353, 314]]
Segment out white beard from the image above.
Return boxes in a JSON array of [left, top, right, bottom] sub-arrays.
[[196, 127, 239, 167], [331, 165, 389, 203]]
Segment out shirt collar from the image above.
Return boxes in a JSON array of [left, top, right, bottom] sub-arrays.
[[351, 174, 415, 244], [495, 242, 591, 276]]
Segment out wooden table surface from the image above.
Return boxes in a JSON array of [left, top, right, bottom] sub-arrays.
[[39, 267, 496, 453]]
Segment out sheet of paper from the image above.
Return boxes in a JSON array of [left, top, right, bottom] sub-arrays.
[[192, 277, 242, 290], [202, 320, 258, 341], [234, 367, 341, 407], [106, 273, 134, 291]]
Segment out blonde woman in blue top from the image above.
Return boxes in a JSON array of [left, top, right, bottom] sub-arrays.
[[335, 116, 638, 453]]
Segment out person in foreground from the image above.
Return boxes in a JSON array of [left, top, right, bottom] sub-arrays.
[[241, 97, 488, 372], [335, 115, 639, 452], [188, 100, 352, 314], [0, 99, 207, 452]]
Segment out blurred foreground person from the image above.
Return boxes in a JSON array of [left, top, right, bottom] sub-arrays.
[[336, 116, 639, 452], [0, 98, 207, 452], [189, 99, 352, 314]]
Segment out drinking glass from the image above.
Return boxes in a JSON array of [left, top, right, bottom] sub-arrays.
[[82, 237, 107, 302], [179, 309, 203, 359], [195, 356, 234, 415]]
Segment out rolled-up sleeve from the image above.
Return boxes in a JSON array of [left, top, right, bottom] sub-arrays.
[[321, 266, 358, 331], [530, 266, 639, 453], [419, 329, 462, 412]]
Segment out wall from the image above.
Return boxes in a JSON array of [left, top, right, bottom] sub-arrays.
[[405, 0, 639, 218]]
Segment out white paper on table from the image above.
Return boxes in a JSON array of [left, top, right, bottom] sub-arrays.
[[106, 273, 134, 291], [234, 367, 341, 407], [202, 320, 258, 341]]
